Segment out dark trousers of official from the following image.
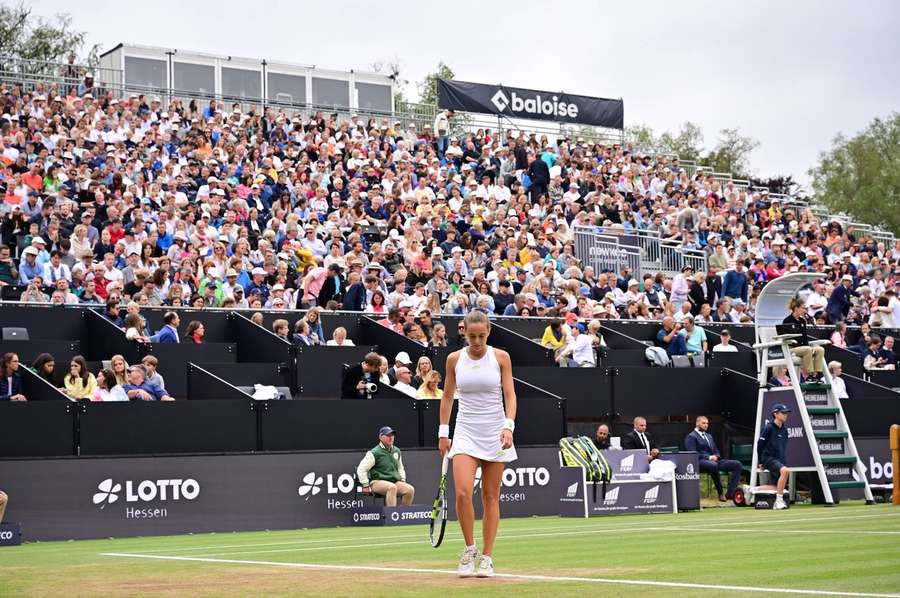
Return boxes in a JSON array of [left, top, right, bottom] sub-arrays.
[[699, 459, 743, 495]]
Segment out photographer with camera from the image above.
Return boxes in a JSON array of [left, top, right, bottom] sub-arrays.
[[341, 352, 384, 399]]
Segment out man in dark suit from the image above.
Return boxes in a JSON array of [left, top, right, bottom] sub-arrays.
[[343, 274, 377, 312], [684, 415, 743, 501], [317, 264, 344, 307], [340, 352, 383, 399], [152, 312, 180, 343], [621, 416, 659, 461], [705, 266, 722, 307], [826, 274, 856, 324]]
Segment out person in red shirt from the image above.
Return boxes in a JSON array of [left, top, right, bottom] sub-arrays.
[[106, 219, 125, 246], [21, 163, 43, 192]]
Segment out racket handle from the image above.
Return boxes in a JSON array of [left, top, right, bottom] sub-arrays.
[[441, 455, 449, 475]]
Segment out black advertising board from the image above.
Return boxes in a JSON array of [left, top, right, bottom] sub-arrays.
[[438, 79, 624, 129]]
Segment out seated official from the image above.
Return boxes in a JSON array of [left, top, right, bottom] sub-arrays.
[[356, 426, 415, 507], [711, 328, 738, 352], [326, 326, 356, 346], [341, 352, 383, 399], [621, 416, 659, 461], [783, 298, 825, 382], [757, 403, 792, 510], [684, 415, 743, 501], [593, 424, 612, 450], [122, 365, 174, 401], [0, 352, 26, 401]]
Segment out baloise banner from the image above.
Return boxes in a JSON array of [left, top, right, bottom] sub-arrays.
[[0, 446, 560, 541], [438, 79, 624, 130]]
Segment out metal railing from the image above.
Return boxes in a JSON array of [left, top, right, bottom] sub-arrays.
[[573, 225, 642, 276]]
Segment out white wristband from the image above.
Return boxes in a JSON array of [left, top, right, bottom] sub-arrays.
[[438, 424, 450, 439], [503, 418, 515, 431]]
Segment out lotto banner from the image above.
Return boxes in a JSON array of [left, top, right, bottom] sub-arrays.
[[0, 446, 560, 541]]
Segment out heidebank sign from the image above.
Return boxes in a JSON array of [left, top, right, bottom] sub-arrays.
[[0, 446, 560, 541], [438, 79, 624, 129]]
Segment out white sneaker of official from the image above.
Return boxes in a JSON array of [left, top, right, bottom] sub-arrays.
[[476, 555, 494, 578], [774, 496, 788, 510], [458, 546, 479, 578]]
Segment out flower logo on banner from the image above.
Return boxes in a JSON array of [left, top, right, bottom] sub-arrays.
[[93, 478, 122, 509], [298, 472, 324, 499]]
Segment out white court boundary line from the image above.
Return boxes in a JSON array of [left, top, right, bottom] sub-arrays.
[[99, 552, 900, 598], [116, 510, 899, 555], [168, 522, 900, 559]]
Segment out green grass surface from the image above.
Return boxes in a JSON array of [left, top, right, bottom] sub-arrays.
[[2, 502, 899, 597]]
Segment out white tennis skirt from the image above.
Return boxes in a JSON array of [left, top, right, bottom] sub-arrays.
[[448, 419, 518, 463]]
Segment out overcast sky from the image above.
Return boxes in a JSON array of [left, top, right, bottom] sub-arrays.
[[33, 0, 900, 186]]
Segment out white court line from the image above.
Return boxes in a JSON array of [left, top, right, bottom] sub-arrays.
[[661, 527, 900, 536], [120, 510, 898, 555], [152, 521, 900, 559], [99, 552, 900, 598]]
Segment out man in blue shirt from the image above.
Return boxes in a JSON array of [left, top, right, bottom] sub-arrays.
[[721, 261, 749, 303], [122, 366, 173, 401], [757, 403, 791, 509]]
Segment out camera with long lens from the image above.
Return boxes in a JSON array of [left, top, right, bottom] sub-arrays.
[[365, 382, 378, 394]]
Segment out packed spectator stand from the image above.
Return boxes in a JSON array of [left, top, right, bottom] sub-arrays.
[[0, 56, 897, 460]]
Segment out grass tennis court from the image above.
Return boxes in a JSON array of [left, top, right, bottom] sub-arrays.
[[2, 502, 898, 597]]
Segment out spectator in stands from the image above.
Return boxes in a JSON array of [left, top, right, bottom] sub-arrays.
[[621, 416, 659, 461], [0, 489, 7, 523], [292, 320, 314, 346], [31, 353, 56, 385], [828, 361, 849, 399], [326, 326, 355, 346], [271, 319, 290, 341], [366, 289, 388, 314], [91, 368, 128, 402], [182, 321, 205, 344], [141, 356, 166, 390], [153, 312, 180, 343], [826, 274, 857, 324], [557, 324, 596, 368], [123, 313, 151, 343], [769, 366, 792, 387], [357, 426, 415, 507], [722, 261, 749, 304], [685, 415, 743, 501], [883, 336, 898, 366], [656, 316, 688, 356], [864, 336, 896, 371], [303, 308, 325, 345], [390, 365, 419, 398], [387, 352, 413, 385], [830, 321, 848, 348], [417, 371, 443, 400], [0, 353, 26, 401], [805, 280, 828, 320], [430, 323, 448, 348], [784, 297, 826, 382], [122, 365, 174, 401], [62, 355, 96, 401], [540, 318, 568, 352], [593, 424, 611, 450], [712, 329, 738, 352], [412, 356, 433, 388], [341, 352, 383, 399], [109, 355, 129, 386], [670, 266, 692, 307], [679, 315, 708, 354]]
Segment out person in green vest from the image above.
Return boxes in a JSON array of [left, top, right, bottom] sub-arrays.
[[356, 426, 415, 506]]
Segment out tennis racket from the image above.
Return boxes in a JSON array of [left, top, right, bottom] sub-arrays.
[[429, 455, 449, 547]]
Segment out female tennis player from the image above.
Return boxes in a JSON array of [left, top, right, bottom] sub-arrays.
[[438, 310, 517, 578]]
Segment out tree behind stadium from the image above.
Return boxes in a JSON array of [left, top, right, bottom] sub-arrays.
[[810, 112, 900, 235]]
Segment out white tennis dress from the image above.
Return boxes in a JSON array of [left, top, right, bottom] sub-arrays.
[[447, 346, 517, 463]]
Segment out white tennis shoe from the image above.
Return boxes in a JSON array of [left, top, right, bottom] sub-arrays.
[[774, 496, 788, 510], [458, 546, 479, 577], [476, 555, 494, 578]]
